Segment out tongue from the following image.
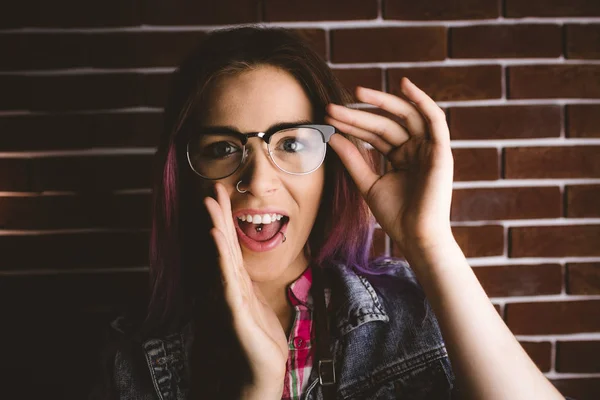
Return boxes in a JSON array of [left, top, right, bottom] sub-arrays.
[[239, 220, 283, 242]]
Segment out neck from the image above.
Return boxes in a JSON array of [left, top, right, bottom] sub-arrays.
[[254, 254, 310, 335]]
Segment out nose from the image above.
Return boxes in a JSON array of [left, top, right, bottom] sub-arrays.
[[239, 139, 281, 197]]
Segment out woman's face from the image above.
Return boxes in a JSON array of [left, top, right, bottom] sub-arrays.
[[198, 65, 325, 284]]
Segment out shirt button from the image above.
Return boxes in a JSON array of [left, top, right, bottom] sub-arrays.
[[293, 337, 304, 348]]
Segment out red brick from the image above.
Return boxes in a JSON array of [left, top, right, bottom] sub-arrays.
[[566, 185, 600, 218], [453, 225, 504, 257], [0, 193, 150, 230], [552, 378, 600, 400], [566, 24, 600, 59], [506, 300, 600, 334], [567, 263, 600, 295], [88, 32, 205, 68], [451, 25, 562, 59], [143, 0, 260, 25], [509, 65, 600, 99], [142, 73, 171, 108], [453, 148, 499, 181], [520, 341, 552, 372], [393, 225, 504, 258], [504, 146, 600, 179], [371, 228, 388, 258], [0, 159, 30, 191], [30, 155, 153, 192], [450, 105, 561, 140], [0, 76, 30, 110], [510, 225, 600, 258], [27, 73, 170, 112], [388, 66, 502, 101], [31, 0, 142, 28], [506, 0, 600, 17], [331, 27, 446, 63], [0, 33, 88, 71], [557, 341, 600, 373], [451, 187, 561, 221], [265, 0, 378, 21], [473, 264, 562, 297], [0, 2, 27, 29], [0, 30, 324, 71], [29, 74, 144, 112], [0, 112, 162, 151], [333, 69, 383, 99], [384, 0, 499, 20], [567, 105, 600, 138], [0, 231, 149, 271]]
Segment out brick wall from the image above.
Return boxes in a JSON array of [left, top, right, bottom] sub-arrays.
[[1, 1, 599, 399]]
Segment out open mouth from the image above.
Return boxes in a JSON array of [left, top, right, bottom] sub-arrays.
[[236, 213, 290, 242]]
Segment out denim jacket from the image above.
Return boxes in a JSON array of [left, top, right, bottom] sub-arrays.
[[107, 260, 457, 399]]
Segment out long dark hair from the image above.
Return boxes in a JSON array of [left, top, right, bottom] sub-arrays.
[[146, 26, 377, 398]]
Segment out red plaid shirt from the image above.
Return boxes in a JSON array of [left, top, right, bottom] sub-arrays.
[[281, 267, 330, 400]]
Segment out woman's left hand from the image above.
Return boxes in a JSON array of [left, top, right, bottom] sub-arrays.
[[326, 78, 455, 258]]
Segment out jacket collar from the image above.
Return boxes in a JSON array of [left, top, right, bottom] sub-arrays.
[[326, 263, 389, 337]]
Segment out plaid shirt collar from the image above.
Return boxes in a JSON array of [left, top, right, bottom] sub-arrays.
[[288, 266, 313, 308]]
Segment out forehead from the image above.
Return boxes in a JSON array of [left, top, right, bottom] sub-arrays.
[[201, 65, 313, 131]]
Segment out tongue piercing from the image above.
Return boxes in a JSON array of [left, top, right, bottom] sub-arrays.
[[256, 225, 263, 232]]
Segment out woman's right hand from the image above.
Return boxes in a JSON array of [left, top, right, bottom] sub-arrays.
[[204, 183, 289, 398]]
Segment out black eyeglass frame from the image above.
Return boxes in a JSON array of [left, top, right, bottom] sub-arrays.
[[186, 124, 336, 180]]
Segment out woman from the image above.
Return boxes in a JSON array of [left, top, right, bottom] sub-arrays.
[[99, 26, 567, 399]]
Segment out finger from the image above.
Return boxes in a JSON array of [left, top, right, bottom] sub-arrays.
[[211, 220, 254, 310], [328, 134, 380, 197], [354, 86, 428, 138], [324, 115, 393, 156], [326, 103, 409, 147], [400, 78, 450, 146], [204, 196, 228, 235], [214, 183, 237, 245], [210, 227, 242, 307]]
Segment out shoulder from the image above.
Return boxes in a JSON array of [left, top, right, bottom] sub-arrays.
[[338, 258, 428, 312], [327, 259, 456, 398], [92, 316, 159, 400]]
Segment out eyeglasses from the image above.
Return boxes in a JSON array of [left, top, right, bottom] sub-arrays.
[[186, 124, 336, 180]]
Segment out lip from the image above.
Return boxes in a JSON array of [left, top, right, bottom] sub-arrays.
[[233, 208, 290, 253]]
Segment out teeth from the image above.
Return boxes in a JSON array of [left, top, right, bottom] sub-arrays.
[[238, 213, 285, 225]]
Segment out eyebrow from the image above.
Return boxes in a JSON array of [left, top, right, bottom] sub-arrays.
[[199, 120, 313, 136]]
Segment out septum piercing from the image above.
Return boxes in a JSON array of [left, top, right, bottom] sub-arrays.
[[236, 180, 247, 194]]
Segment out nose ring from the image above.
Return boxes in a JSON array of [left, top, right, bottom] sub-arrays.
[[236, 180, 247, 194]]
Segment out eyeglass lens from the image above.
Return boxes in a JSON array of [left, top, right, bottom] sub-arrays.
[[188, 127, 326, 179]]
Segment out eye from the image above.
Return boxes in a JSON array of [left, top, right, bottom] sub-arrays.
[[203, 141, 241, 158], [279, 137, 305, 153]]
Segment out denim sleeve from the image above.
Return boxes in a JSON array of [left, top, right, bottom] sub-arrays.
[[88, 330, 158, 400], [111, 341, 158, 400]]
